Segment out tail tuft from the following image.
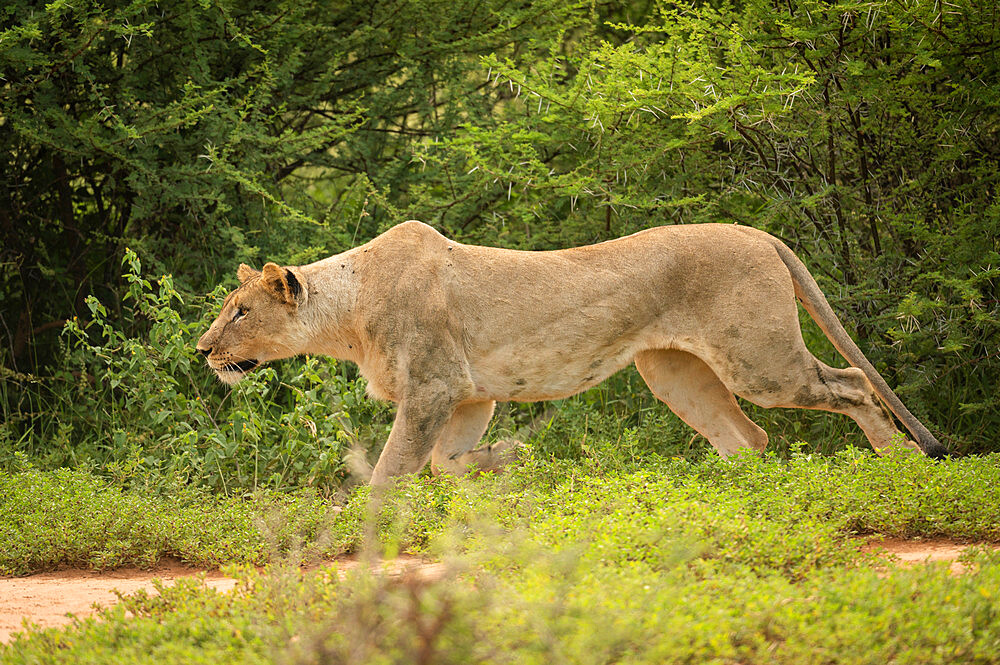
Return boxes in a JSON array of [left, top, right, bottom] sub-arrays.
[[918, 434, 952, 460]]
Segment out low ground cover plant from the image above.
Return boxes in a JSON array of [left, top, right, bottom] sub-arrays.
[[0, 464, 342, 575], [4, 449, 999, 577], [4, 450, 1000, 664]]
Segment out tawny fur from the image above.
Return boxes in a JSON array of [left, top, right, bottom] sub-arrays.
[[196, 221, 946, 485]]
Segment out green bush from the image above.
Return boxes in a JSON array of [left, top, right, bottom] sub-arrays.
[[1, 250, 393, 493], [408, 0, 1000, 452], [3, 0, 996, 474], [0, 0, 587, 372]]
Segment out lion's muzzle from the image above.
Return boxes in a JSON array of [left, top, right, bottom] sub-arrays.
[[223, 359, 259, 373]]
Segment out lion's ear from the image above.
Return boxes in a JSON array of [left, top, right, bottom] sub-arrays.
[[260, 262, 306, 305], [237, 263, 260, 284], [284, 268, 305, 302]]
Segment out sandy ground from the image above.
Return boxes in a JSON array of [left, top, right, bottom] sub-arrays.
[[0, 556, 446, 644], [0, 541, 990, 644], [860, 537, 999, 574], [0, 560, 238, 643]]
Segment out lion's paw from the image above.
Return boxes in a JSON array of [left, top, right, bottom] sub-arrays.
[[482, 438, 526, 472]]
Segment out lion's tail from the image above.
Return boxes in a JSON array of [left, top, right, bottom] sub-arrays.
[[767, 237, 949, 458]]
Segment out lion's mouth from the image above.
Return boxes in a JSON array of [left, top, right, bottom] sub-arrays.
[[223, 359, 259, 373], [211, 358, 260, 386]]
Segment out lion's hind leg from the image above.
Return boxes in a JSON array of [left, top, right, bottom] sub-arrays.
[[736, 359, 913, 454], [635, 349, 768, 457], [430, 401, 522, 476]]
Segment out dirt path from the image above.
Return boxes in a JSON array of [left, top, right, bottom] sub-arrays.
[[0, 560, 238, 643], [0, 556, 446, 644], [1, 541, 992, 644], [860, 537, 998, 574]]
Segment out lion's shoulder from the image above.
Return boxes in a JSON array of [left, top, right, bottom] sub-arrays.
[[358, 221, 451, 270], [379, 220, 447, 244]]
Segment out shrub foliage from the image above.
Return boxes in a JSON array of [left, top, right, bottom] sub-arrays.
[[1, 0, 997, 469]]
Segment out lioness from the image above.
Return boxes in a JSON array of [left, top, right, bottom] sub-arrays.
[[197, 221, 947, 484]]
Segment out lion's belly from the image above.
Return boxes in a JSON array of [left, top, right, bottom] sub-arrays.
[[467, 333, 649, 402]]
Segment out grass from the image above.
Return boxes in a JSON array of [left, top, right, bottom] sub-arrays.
[[3, 447, 1000, 663], [0, 466, 344, 575], [337, 447, 1000, 566], [5, 447, 1000, 575]]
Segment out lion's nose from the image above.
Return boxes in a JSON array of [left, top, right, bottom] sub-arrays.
[[197, 346, 211, 357]]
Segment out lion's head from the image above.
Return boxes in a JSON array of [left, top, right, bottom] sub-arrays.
[[196, 262, 308, 385]]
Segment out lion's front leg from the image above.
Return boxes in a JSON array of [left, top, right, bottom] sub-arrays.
[[369, 378, 466, 486], [429, 401, 495, 476], [429, 401, 525, 476]]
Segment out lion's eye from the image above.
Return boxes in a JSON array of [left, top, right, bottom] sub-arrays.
[[233, 307, 247, 322]]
